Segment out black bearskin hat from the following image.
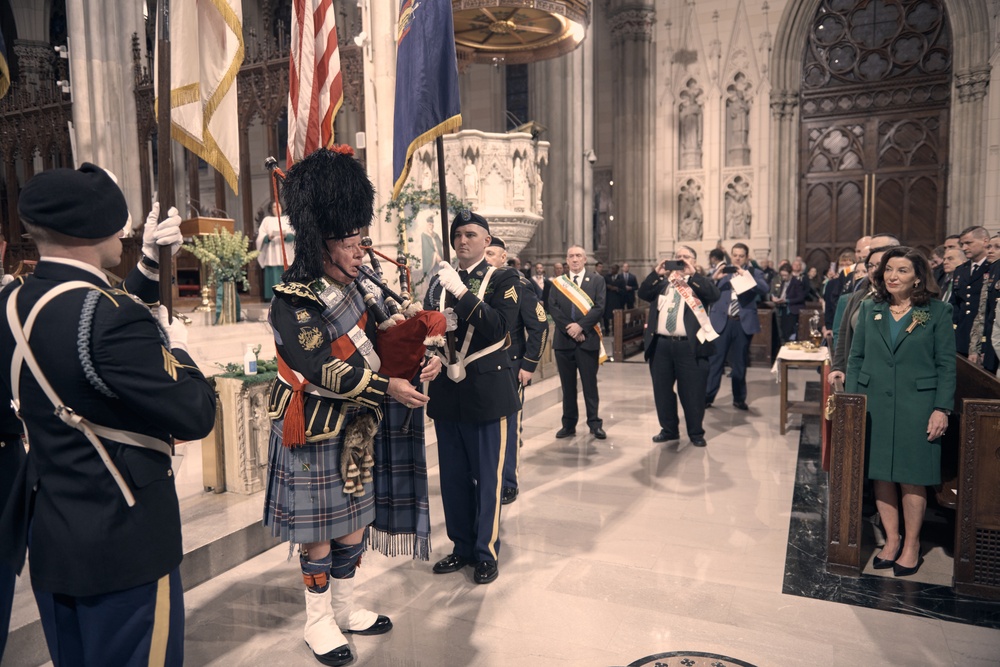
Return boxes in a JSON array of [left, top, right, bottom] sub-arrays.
[[282, 147, 374, 282]]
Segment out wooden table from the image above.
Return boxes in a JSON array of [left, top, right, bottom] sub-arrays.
[[775, 345, 830, 435]]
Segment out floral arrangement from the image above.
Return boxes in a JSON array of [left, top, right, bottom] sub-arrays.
[[906, 308, 931, 333], [183, 227, 260, 291]]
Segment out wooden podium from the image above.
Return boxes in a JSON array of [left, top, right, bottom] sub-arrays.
[[179, 216, 234, 237]]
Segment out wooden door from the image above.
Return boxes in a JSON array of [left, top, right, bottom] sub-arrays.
[[798, 0, 952, 270]]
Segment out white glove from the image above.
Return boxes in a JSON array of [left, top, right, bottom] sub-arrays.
[[157, 305, 189, 352], [443, 307, 458, 332], [142, 202, 184, 262], [437, 261, 468, 298], [1, 274, 13, 287]]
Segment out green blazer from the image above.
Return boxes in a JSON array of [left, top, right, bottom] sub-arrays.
[[845, 298, 956, 485]]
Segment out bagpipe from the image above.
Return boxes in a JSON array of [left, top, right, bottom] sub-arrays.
[[265, 155, 446, 427]]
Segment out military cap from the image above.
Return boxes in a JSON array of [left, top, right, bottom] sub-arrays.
[[18, 162, 129, 239], [450, 209, 490, 247], [488, 236, 506, 250]]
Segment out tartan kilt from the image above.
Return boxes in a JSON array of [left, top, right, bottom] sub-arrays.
[[263, 414, 376, 544]]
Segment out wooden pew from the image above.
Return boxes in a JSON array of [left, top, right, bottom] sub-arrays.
[[749, 303, 773, 365], [826, 389, 869, 575], [612, 308, 647, 360], [950, 356, 1000, 598]]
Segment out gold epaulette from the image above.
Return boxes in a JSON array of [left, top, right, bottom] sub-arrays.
[[274, 282, 325, 307]]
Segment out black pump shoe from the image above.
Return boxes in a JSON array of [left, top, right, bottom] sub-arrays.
[[872, 542, 903, 570], [893, 556, 924, 577]]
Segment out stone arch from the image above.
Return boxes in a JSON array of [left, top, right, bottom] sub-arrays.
[[768, 0, 991, 259]]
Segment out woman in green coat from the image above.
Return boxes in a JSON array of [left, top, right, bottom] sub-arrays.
[[846, 247, 955, 577]]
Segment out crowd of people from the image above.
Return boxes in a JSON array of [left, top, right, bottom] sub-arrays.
[[0, 149, 985, 665]]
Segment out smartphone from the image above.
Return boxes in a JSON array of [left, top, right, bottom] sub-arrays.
[[661, 260, 686, 271], [721, 266, 739, 274]]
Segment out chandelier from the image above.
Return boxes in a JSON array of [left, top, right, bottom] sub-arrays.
[[452, 0, 590, 65]]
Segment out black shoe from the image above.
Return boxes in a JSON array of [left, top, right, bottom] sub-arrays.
[[690, 437, 707, 447], [555, 427, 576, 439], [501, 487, 518, 505], [872, 542, 903, 570], [473, 560, 499, 584], [652, 430, 679, 443], [893, 556, 924, 577], [344, 615, 393, 636], [432, 553, 470, 574], [733, 401, 749, 411], [705, 401, 713, 408], [313, 645, 353, 667], [591, 427, 607, 440]]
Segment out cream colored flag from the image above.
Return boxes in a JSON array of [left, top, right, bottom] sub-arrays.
[[156, 0, 244, 193]]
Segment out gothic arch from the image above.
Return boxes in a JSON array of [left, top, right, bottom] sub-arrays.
[[768, 0, 991, 259]]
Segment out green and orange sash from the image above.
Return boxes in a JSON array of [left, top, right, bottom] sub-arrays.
[[552, 275, 609, 364]]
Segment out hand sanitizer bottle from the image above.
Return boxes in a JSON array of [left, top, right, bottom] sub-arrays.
[[243, 344, 258, 376]]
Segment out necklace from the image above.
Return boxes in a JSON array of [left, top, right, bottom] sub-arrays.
[[889, 303, 912, 314]]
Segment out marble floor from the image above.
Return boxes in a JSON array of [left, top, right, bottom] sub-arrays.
[[9, 314, 1000, 666]]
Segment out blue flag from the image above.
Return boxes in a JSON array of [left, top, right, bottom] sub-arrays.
[[391, 0, 462, 200], [0, 31, 10, 99]]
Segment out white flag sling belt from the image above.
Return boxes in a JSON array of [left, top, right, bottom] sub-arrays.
[[7, 283, 172, 507], [437, 266, 505, 382]]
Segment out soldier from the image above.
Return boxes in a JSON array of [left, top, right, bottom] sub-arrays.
[[424, 210, 521, 584], [262, 148, 438, 667], [950, 225, 992, 358], [0, 163, 215, 666], [484, 237, 548, 505]]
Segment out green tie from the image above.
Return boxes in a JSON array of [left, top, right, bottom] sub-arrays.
[[665, 288, 681, 333]]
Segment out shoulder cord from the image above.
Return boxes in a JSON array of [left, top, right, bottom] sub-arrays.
[[77, 289, 118, 399]]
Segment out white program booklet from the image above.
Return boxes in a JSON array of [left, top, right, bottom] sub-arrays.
[[731, 270, 758, 295]]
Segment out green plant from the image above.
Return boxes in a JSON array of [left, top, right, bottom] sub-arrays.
[[183, 227, 260, 291], [380, 185, 464, 291]]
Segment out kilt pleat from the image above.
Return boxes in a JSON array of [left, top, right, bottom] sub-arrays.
[[263, 419, 375, 544]]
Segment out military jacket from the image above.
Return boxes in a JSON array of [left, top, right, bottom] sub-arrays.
[[268, 276, 390, 440], [423, 259, 521, 422], [950, 258, 991, 355], [0, 260, 216, 597], [507, 275, 549, 373]]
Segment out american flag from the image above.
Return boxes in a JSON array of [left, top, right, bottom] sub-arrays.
[[287, 0, 343, 166]]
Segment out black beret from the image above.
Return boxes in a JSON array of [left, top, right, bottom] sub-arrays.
[[488, 236, 506, 250], [450, 209, 490, 247], [18, 162, 129, 239]]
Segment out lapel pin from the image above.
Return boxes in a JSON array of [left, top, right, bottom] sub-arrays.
[[874, 314, 882, 321]]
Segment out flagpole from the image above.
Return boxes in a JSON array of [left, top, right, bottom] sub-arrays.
[[157, 0, 175, 321], [435, 136, 450, 263]]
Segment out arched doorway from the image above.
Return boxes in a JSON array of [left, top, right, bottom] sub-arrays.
[[798, 0, 952, 270]]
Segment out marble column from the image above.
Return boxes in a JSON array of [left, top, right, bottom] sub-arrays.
[[952, 68, 991, 232], [65, 0, 147, 222], [528, 36, 593, 263], [769, 90, 798, 263], [607, 1, 655, 268]]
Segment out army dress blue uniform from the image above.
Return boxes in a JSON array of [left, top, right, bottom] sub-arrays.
[[0, 259, 216, 667], [501, 274, 548, 497], [949, 258, 991, 356], [423, 259, 521, 569]]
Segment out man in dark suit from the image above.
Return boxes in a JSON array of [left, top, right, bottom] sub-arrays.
[[548, 245, 607, 439], [705, 243, 771, 410], [617, 262, 639, 309], [640, 246, 720, 447], [484, 238, 548, 505], [0, 164, 216, 666], [950, 225, 992, 357], [424, 210, 521, 585]]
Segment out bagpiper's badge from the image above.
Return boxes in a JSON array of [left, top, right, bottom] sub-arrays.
[[298, 326, 325, 351], [295, 309, 312, 323], [319, 282, 344, 307]]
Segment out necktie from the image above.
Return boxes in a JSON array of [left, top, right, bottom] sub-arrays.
[[729, 291, 740, 318], [571, 275, 580, 319], [573, 275, 580, 285], [665, 287, 681, 333]]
